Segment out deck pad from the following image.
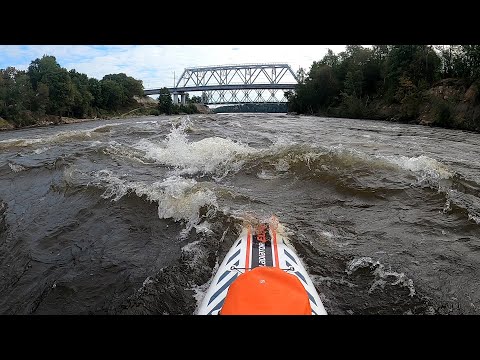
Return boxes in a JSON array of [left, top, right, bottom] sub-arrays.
[[251, 223, 273, 268]]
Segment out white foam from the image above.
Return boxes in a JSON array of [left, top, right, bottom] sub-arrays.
[[8, 163, 27, 172], [469, 214, 480, 224], [311, 275, 357, 288], [256, 169, 279, 180], [320, 230, 334, 239], [33, 147, 50, 154], [91, 170, 218, 236], [380, 154, 454, 180], [346, 256, 380, 274], [134, 118, 255, 177], [181, 240, 206, 268], [311, 145, 455, 187], [346, 256, 416, 297], [156, 175, 218, 236], [103, 141, 150, 165], [444, 188, 480, 225], [274, 158, 290, 172], [193, 220, 214, 235]]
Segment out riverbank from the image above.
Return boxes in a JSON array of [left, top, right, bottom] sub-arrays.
[[0, 103, 211, 132], [306, 78, 480, 134], [0, 115, 110, 132], [3, 80, 478, 134]]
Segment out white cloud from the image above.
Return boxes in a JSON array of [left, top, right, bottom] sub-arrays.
[[0, 45, 349, 89]]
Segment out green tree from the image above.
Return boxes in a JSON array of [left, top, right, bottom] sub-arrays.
[[453, 45, 480, 82], [384, 45, 441, 101], [88, 78, 102, 109], [158, 88, 173, 114], [27, 55, 75, 116], [0, 67, 36, 126], [69, 69, 94, 117], [190, 95, 202, 103], [32, 82, 50, 115], [102, 73, 143, 107], [100, 79, 124, 110], [296, 67, 307, 83]]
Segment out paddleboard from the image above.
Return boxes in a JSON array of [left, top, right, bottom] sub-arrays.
[[197, 216, 327, 315]]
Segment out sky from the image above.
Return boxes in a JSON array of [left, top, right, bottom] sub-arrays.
[[0, 45, 348, 90]]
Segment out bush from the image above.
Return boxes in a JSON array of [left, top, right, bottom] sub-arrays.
[[432, 100, 453, 128], [338, 94, 367, 118], [149, 108, 160, 116]]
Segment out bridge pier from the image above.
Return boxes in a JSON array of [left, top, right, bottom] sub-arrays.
[[170, 92, 187, 105]]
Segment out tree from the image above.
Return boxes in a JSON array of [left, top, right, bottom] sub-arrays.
[[454, 45, 480, 82], [102, 73, 143, 107], [69, 69, 94, 117], [190, 95, 202, 103], [100, 79, 124, 110], [0, 67, 36, 125], [88, 78, 102, 109], [384, 45, 441, 100], [158, 88, 173, 114], [296, 67, 307, 83], [27, 55, 74, 116]]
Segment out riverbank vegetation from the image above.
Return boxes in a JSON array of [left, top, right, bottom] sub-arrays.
[[0, 55, 198, 130], [3, 47, 480, 132], [286, 45, 480, 132]]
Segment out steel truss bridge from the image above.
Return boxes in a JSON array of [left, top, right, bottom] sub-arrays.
[[144, 63, 299, 105]]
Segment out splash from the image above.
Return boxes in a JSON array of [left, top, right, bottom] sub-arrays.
[[156, 175, 218, 236], [380, 154, 454, 182], [90, 170, 218, 237], [346, 256, 416, 297], [469, 214, 480, 224], [102, 141, 151, 165], [33, 147, 50, 154], [443, 188, 480, 225], [134, 117, 254, 177], [256, 169, 279, 180], [8, 163, 27, 173]]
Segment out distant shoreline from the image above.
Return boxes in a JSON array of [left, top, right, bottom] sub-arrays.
[[0, 115, 133, 133]]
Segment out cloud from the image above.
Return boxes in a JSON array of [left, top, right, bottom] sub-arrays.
[[0, 45, 348, 89]]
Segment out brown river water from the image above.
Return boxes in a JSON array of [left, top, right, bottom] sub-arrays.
[[1, 113, 479, 315]]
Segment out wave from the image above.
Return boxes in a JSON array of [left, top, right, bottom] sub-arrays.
[[64, 116, 480, 229], [346, 256, 416, 297], [73, 168, 219, 237], [0, 123, 123, 150], [132, 119, 255, 178], [8, 163, 27, 173]]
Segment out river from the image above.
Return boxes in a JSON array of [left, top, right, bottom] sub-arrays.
[[1, 113, 479, 315]]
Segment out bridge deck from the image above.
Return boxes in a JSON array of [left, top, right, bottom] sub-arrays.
[[144, 83, 296, 96]]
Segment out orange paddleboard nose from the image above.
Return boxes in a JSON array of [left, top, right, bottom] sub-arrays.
[[220, 266, 312, 315]]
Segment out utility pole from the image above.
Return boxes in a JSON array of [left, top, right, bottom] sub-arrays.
[[174, 71, 175, 87]]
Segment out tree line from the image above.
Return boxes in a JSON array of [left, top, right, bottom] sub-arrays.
[[213, 103, 288, 113], [286, 45, 480, 131], [0, 55, 146, 127], [5, 47, 480, 131]]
